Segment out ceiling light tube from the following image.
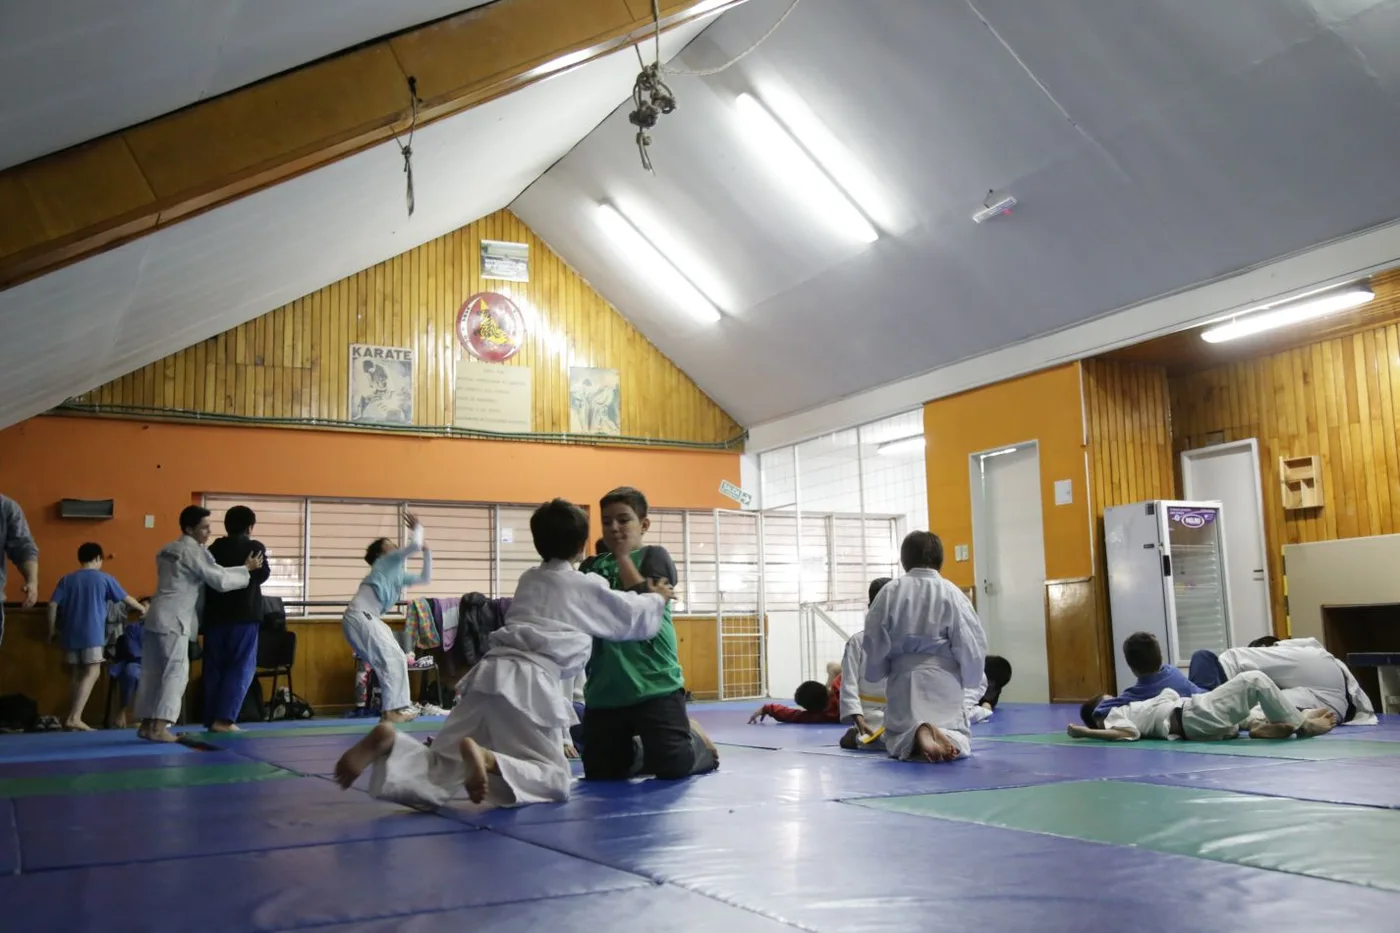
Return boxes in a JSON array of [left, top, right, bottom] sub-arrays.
[[595, 203, 721, 325], [735, 93, 878, 244], [877, 435, 925, 458], [1200, 286, 1374, 344]]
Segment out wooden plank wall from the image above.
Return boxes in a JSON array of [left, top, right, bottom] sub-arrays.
[[1081, 359, 1176, 692], [70, 209, 742, 447], [1169, 295, 1400, 630], [0, 608, 728, 719]]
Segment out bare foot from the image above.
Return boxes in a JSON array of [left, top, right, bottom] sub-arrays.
[[1299, 708, 1338, 737], [689, 718, 720, 767], [136, 720, 151, 740], [914, 723, 959, 763], [1247, 721, 1295, 739], [63, 719, 94, 732], [114, 714, 128, 730], [460, 737, 493, 804], [382, 707, 419, 724], [334, 722, 398, 789], [142, 723, 180, 743], [209, 721, 242, 734]]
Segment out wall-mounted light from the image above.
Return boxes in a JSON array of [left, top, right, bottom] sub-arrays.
[[595, 203, 721, 325], [1201, 286, 1374, 344], [734, 92, 878, 244]]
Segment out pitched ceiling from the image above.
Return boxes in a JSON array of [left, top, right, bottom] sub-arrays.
[[513, 0, 1400, 426], [0, 0, 496, 170], [5, 0, 1400, 437], [0, 8, 711, 430]]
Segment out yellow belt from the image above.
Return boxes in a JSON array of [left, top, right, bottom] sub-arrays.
[[858, 725, 886, 745], [859, 694, 887, 705]]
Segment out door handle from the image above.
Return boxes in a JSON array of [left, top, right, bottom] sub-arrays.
[[983, 580, 992, 595], [1252, 569, 1264, 573]]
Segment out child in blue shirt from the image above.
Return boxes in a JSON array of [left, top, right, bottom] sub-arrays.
[[47, 542, 145, 730], [1086, 631, 1204, 726], [342, 512, 432, 723]]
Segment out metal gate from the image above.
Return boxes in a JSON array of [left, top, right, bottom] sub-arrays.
[[714, 508, 766, 699]]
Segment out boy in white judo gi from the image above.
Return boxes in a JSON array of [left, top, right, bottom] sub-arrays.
[[137, 506, 263, 743], [343, 512, 432, 723], [334, 498, 673, 809], [863, 533, 988, 763], [1069, 670, 1338, 742], [1193, 636, 1377, 726]]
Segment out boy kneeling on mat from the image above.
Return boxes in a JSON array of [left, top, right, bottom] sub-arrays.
[[1069, 670, 1337, 742], [334, 498, 674, 808]]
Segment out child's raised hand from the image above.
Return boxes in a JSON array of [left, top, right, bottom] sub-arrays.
[[403, 511, 421, 531], [748, 708, 769, 724], [646, 578, 675, 602]]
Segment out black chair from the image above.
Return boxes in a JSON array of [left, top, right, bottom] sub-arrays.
[[254, 629, 297, 721]]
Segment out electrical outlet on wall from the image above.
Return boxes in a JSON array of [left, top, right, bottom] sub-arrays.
[[954, 544, 970, 562], [144, 514, 155, 529]]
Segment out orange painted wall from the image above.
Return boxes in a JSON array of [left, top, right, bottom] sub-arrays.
[[0, 415, 738, 598], [923, 363, 1092, 589]]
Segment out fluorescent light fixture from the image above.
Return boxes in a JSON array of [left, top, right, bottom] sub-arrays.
[[1200, 286, 1374, 344], [734, 92, 878, 244], [595, 204, 721, 325], [877, 435, 925, 458], [980, 446, 1018, 459], [756, 85, 896, 232]]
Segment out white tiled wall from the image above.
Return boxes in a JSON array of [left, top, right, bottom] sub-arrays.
[[757, 409, 929, 697]]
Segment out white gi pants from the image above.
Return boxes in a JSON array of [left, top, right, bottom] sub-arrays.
[[884, 655, 972, 761], [342, 606, 411, 711], [1180, 670, 1304, 739], [369, 692, 570, 809], [134, 629, 188, 723]]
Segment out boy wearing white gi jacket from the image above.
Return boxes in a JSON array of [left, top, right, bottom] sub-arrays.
[[1220, 637, 1377, 726], [863, 532, 988, 763], [334, 498, 673, 809], [1069, 670, 1337, 742], [137, 506, 263, 743]]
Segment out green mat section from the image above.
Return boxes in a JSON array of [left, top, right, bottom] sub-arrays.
[[0, 761, 298, 798], [181, 719, 441, 742], [856, 781, 1400, 891], [984, 731, 1400, 760]]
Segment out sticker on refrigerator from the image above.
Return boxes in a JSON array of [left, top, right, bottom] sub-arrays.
[[1167, 507, 1216, 528]]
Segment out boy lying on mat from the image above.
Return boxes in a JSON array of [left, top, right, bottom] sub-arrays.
[[1068, 670, 1337, 742], [334, 498, 674, 809], [748, 662, 843, 724]]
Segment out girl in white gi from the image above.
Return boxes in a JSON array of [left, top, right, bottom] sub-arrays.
[[334, 498, 673, 809], [137, 506, 263, 743], [863, 533, 988, 763], [1068, 670, 1338, 741], [343, 513, 432, 723]]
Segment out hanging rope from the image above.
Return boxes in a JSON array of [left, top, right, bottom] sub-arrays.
[[625, 0, 801, 172], [391, 77, 423, 216]]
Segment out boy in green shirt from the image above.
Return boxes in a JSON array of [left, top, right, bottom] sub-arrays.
[[580, 487, 719, 780]]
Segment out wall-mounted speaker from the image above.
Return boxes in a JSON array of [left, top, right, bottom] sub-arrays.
[[59, 498, 114, 520]]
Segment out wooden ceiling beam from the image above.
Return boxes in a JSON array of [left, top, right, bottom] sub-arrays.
[[0, 0, 746, 291]]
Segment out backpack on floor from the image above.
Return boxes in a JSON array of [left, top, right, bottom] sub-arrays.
[[266, 686, 313, 721], [0, 693, 39, 732]]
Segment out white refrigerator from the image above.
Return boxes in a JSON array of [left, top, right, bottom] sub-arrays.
[[1104, 500, 1235, 693]]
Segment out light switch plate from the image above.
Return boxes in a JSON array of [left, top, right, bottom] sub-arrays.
[[144, 514, 155, 529]]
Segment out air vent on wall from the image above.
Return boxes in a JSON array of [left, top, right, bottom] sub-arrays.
[[59, 498, 114, 520]]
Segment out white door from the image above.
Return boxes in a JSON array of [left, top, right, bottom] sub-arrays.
[[1181, 440, 1272, 646], [971, 443, 1050, 702]]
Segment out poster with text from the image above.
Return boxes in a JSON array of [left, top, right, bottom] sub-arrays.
[[569, 367, 621, 436], [349, 344, 414, 425], [480, 239, 529, 282]]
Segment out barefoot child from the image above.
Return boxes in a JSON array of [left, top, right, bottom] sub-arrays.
[[343, 512, 432, 723], [335, 499, 673, 809], [1069, 670, 1338, 741], [579, 487, 719, 781], [863, 531, 987, 763], [47, 543, 146, 730], [137, 507, 263, 742]]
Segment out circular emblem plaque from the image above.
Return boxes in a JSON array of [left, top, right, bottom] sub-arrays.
[[457, 292, 525, 362]]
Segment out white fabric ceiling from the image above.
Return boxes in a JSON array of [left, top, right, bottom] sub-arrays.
[[0, 18, 709, 430], [513, 0, 1400, 425], [0, 0, 495, 169]]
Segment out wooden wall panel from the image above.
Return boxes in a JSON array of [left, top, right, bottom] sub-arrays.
[[1169, 308, 1400, 632], [71, 209, 742, 447], [0, 608, 728, 718], [1081, 359, 1176, 693]]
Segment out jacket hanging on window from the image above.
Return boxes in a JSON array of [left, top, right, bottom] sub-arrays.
[[404, 598, 441, 651]]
